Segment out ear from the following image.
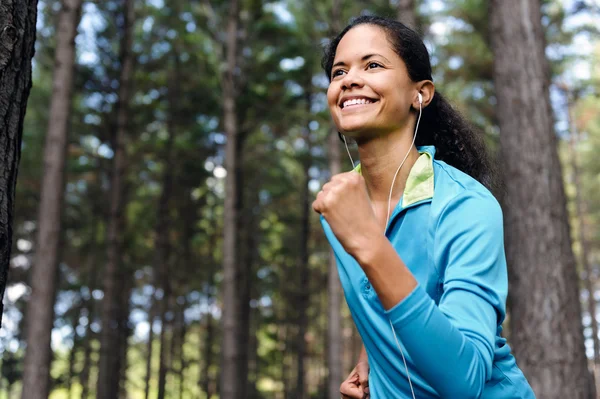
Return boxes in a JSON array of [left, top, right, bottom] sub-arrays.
[[412, 80, 435, 109]]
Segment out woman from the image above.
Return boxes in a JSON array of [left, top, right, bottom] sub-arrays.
[[312, 16, 535, 399]]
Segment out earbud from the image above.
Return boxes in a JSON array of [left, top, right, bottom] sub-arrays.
[[418, 92, 423, 105]]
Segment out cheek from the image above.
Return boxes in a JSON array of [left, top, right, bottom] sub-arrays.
[[326, 85, 338, 108]]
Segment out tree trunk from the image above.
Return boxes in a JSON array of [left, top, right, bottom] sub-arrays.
[[21, 1, 81, 397], [220, 0, 246, 396], [0, 0, 38, 326], [177, 305, 186, 399], [326, 107, 344, 399], [201, 309, 214, 398], [118, 278, 132, 399], [157, 291, 172, 399], [96, 0, 134, 396], [490, 1, 593, 397], [144, 294, 156, 399], [155, 201, 173, 399], [67, 306, 82, 399], [201, 221, 218, 398], [396, 0, 417, 30], [80, 262, 98, 399], [295, 96, 313, 399], [327, 4, 344, 398], [565, 92, 600, 367]]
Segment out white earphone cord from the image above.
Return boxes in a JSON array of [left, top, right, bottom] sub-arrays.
[[342, 96, 422, 399]]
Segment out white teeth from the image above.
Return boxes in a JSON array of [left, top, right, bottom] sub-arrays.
[[342, 98, 374, 108]]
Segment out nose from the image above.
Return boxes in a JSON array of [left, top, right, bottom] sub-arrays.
[[340, 69, 365, 91]]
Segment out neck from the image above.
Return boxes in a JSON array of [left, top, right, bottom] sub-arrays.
[[356, 124, 420, 204]]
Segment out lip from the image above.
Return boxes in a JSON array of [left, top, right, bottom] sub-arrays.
[[339, 95, 378, 109]]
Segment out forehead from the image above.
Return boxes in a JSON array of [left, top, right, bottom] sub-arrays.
[[334, 24, 395, 60]]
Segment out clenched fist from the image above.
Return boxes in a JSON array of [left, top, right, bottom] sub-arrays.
[[312, 171, 382, 258]]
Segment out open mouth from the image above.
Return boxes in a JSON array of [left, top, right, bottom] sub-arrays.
[[340, 97, 378, 109]]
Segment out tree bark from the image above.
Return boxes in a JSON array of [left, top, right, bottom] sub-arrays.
[[67, 303, 83, 399], [96, 0, 134, 396], [295, 94, 313, 399], [118, 277, 132, 399], [80, 258, 98, 399], [157, 291, 172, 399], [177, 305, 186, 399], [21, 1, 81, 397], [0, 0, 38, 327], [396, 0, 417, 30], [490, 1, 593, 397], [220, 0, 247, 396], [327, 3, 344, 398], [144, 294, 156, 399]]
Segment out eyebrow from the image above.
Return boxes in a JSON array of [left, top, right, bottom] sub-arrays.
[[332, 53, 391, 68]]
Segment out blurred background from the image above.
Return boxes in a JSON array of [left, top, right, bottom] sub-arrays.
[[1, 0, 599, 398]]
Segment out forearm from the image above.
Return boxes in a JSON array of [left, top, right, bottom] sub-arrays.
[[358, 344, 368, 363], [353, 234, 417, 310]]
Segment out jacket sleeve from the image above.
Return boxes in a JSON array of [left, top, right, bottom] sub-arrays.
[[385, 192, 507, 398]]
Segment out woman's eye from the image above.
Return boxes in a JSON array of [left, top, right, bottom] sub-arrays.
[[368, 62, 382, 69], [332, 69, 345, 78]]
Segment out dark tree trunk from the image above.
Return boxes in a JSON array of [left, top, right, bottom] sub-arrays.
[[21, 1, 81, 398], [67, 308, 81, 399], [177, 305, 186, 399], [201, 309, 214, 398], [327, 4, 344, 391], [220, 0, 247, 397], [157, 291, 172, 399], [118, 278, 132, 399], [201, 222, 218, 398], [0, 0, 38, 327], [80, 267, 97, 399], [295, 95, 313, 399], [96, 0, 134, 396], [144, 295, 156, 399], [490, 1, 593, 397], [396, 0, 417, 30]]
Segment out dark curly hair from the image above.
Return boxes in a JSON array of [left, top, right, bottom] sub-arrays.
[[322, 15, 499, 194]]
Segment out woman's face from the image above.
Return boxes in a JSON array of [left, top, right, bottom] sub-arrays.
[[327, 24, 417, 139]]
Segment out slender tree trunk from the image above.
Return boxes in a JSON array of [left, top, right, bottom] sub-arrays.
[[490, 1, 593, 397], [565, 93, 600, 367], [201, 309, 214, 398], [118, 278, 132, 399], [0, 0, 38, 326], [295, 95, 313, 399], [96, 0, 134, 396], [67, 304, 83, 399], [80, 264, 98, 399], [156, 189, 173, 399], [157, 291, 173, 399], [21, 1, 81, 397], [220, 0, 246, 396], [201, 223, 218, 398], [327, 3, 344, 397], [177, 305, 186, 399], [247, 305, 259, 399], [144, 295, 156, 399], [396, 0, 417, 30]]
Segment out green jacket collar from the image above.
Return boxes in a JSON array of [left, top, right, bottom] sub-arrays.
[[353, 145, 435, 208]]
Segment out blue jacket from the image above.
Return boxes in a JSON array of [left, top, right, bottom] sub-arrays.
[[321, 146, 535, 398]]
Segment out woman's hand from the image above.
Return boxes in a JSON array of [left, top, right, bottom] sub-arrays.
[[312, 171, 381, 258], [340, 361, 370, 399]]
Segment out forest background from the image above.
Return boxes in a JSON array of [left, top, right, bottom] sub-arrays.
[[0, 0, 599, 398]]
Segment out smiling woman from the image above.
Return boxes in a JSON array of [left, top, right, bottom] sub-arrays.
[[313, 16, 536, 399]]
